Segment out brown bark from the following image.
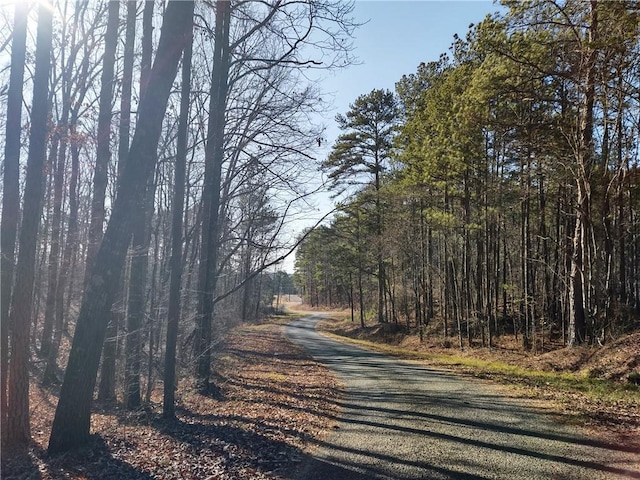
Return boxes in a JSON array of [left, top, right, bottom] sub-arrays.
[[1, 0, 28, 443], [85, 0, 119, 280], [48, 1, 194, 453], [6, 1, 54, 450]]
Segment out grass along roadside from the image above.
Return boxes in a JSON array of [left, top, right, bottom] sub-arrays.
[[317, 315, 640, 442], [322, 328, 639, 398]]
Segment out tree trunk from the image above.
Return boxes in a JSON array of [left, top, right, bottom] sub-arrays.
[[48, 1, 194, 453], [163, 33, 192, 413], [125, 177, 156, 410], [195, 0, 231, 392], [6, 1, 54, 450], [42, 2, 89, 386], [568, 0, 598, 347], [62, 135, 81, 331], [85, 0, 119, 281], [41, 136, 67, 384], [1, 0, 28, 443], [97, 0, 139, 404]]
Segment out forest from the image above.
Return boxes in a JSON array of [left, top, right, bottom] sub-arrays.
[[1, 0, 639, 471], [1, 0, 351, 455], [295, 0, 640, 353]]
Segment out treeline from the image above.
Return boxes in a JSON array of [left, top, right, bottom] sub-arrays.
[[295, 1, 640, 350], [0, 0, 354, 453]]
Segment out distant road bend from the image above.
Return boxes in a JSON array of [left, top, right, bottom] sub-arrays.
[[285, 314, 640, 480]]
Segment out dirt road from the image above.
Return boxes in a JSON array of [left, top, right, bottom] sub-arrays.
[[285, 314, 640, 480]]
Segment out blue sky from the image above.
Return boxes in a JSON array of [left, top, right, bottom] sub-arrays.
[[320, 1, 503, 128], [285, 1, 504, 271]]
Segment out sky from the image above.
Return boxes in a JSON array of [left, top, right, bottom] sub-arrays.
[[282, 0, 504, 272], [320, 0, 503, 128]]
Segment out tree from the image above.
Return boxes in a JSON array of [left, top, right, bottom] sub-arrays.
[[97, 0, 138, 403], [1, 0, 28, 443], [568, 0, 598, 346], [5, 0, 54, 450], [194, 0, 232, 394], [322, 89, 399, 323], [163, 25, 193, 419], [48, 1, 195, 453], [41, 0, 91, 378], [84, 0, 119, 281], [192, 0, 357, 390]]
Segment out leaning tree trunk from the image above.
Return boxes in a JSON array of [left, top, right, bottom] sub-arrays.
[[48, 1, 194, 453], [98, 0, 137, 403], [6, 1, 54, 450]]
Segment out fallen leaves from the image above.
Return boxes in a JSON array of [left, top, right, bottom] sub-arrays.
[[2, 321, 342, 479]]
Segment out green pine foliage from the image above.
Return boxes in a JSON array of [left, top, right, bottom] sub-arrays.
[[296, 0, 640, 349]]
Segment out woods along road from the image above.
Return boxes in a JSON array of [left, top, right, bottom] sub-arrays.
[[285, 314, 640, 480]]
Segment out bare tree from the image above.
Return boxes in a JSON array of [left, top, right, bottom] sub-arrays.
[[163, 26, 193, 419], [98, 0, 138, 403], [84, 0, 119, 280], [0, 0, 28, 444], [48, 0, 194, 453], [5, 1, 54, 450]]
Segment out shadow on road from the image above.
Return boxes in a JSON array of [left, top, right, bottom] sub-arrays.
[[286, 315, 640, 480]]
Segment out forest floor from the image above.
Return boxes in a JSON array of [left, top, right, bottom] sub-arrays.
[[2, 315, 342, 480], [316, 310, 640, 450], [4, 307, 639, 479]]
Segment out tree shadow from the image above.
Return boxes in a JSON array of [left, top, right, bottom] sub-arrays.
[[154, 410, 319, 478], [3, 438, 154, 480], [285, 317, 640, 479], [1, 445, 42, 480]]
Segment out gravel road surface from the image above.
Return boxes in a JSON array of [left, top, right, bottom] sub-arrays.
[[285, 314, 640, 480]]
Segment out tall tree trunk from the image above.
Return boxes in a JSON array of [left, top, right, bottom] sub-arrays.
[[1, 0, 28, 443], [139, 1, 155, 102], [569, 0, 598, 347], [85, 0, 119, 281], [195, 0, 231, 393], [42, 1, 89, 386], [349, 272, 355, 324], [63, 138, 81, 327], [98, 0, 139, 404], [375, 161, 385, 324], [41, 136, 67, 384], [118, 0, 137, 173], [125, 178, 156, 410], [6, 2, 54, 450], [166, 80, 193, 405], [44, 134, 79, 386], [48, 1, 194, 453], [40, 129, 67, 363], [35, 139, 58, 343]]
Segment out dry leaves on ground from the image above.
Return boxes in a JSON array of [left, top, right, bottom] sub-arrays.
[[2, 321, 342, 480]]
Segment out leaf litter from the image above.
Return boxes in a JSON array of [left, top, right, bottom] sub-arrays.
[[2, 322, 342, 479]]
